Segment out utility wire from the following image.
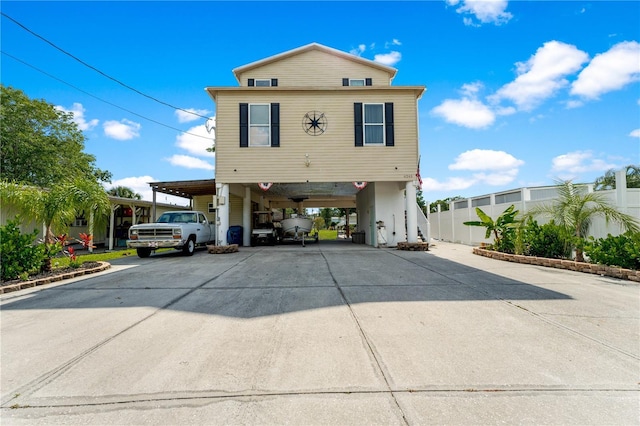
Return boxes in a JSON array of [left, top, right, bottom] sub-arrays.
[[2, 51, 214, 141], [1, 12, 211, 121]]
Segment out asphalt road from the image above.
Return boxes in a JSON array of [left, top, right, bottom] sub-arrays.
[[1, 240, 638, 425]]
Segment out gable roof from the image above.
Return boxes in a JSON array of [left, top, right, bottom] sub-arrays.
[[232, 42, 398, 82]]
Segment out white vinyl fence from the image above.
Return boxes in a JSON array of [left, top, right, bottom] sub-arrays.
[[428, 170, 640, 246]]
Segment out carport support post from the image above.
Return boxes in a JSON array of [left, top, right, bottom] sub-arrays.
[[243, 186, 251, 246], [108, 204, 118, 251], [405, 181, 418, 243], [217, 183, 230, 246]]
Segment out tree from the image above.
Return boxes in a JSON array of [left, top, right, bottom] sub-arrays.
[[594, 165, 640, 190], [429, 196, 464, 213], [464, 205, 520, 248], [319, 208, 337, 229], [416, 189, 426, 213], [0, 178, 110, 271], [527, 180, 640, 262], [0, 85, 111, 187], [107, 186, 142, 200]]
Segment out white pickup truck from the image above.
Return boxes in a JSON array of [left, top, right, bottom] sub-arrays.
[[127, 211, 215, 258]]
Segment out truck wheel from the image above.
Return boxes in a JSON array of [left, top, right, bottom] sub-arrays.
[[183, 237, 196, 256], [137, 248, 151, 258]]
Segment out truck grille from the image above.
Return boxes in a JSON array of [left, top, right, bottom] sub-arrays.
[[137, 228, 174, 239]]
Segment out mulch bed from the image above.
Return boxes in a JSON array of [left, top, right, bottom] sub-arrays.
[[0, 262, 110, 294]]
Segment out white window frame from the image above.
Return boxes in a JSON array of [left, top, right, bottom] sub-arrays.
[[249, 103, 271, 147], [349, 79, 365, 86], [363, 103, 385, 145], [255, 79, 271, 87]]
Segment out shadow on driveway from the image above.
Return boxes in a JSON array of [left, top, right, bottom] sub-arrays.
[[0, 241, 571, 318]]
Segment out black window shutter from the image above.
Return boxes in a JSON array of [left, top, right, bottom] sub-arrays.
[[385, 103, 394, 147], [248, 79, 255, 87], [365, 78, 372, 86], [354, 103, 363, 147], [342, 78, 349, 86], [239, 103, 248, 147], [271, 78, 278, 87], [270, 103, 280, 147]]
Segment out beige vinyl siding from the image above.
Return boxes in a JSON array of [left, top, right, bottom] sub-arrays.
[[193, 195, 216, 222], [236, 50, 392, 87], [229, 194, 243, 226], [214, 88, 420, 184]]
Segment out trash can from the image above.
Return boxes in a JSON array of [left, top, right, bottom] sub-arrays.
[[352, 231, 365, 244], [227, 226, 243, 245]]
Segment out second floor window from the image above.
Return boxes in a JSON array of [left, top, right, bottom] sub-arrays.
[[240, 103, 280, 148], [354, 102, 394, 147], [364, 104, 384, 145], [249, 104, 270, 146]]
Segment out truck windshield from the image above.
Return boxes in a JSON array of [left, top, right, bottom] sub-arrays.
[[157, 213, 197, 223]]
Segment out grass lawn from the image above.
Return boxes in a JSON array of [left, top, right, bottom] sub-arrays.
[[53, 249, 138, 268], [318, 229, 338, 240]]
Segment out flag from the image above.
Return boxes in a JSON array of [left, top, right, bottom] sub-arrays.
[[416, 157, 423, 187]]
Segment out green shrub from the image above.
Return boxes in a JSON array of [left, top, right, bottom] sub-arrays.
[[584, 232, 640, 270], [520, 219, 572, 259], [0, 220, 46, 281]]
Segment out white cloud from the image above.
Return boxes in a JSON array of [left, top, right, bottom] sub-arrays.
[[431, 98, 495, 129], [449, 149, 524, 171], [385, 39, 402, 48], [55, 103, 98, 131], [571, 41, 640, 99], [175, 108, 211, 123], [472, 169, 519, 186], [629, 129, 640, 138], [103, 119, 141, 140], [565, 100, 584, 109], [421, 176, 477, 192], [491, 41, 589, 111], [374, 51, 401, 66], [446, 0, 513, 26], [175, 122, 215, 158], [166, 154, 214, 171], [350, 44, 366, 56], [423, 149, 523, 192], [551, 150, 619, 179], [105, 175, 188, 205]]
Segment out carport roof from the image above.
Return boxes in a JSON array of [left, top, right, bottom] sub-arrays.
[[149, 179, 216, 198]]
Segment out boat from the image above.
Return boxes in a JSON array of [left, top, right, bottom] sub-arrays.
[[281, 216, 313, 236]]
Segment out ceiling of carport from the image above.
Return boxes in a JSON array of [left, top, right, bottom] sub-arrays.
[[148, 179, 360, 208]]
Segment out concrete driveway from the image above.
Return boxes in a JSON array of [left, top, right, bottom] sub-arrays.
[[1, 240, 638, 425]]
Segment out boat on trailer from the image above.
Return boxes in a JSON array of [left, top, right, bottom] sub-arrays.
[[281, 216, 315, 246]]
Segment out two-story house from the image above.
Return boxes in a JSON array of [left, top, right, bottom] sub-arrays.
[[206, 42, 426, 247]]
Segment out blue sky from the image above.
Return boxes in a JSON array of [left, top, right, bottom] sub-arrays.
[[2, 1, 639, 205]]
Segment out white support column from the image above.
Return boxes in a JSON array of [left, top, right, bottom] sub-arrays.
[[243, 186, 251, 247], [217, 183, 230, 246], [108, 205, 118, 251], [131, 204, 137, 225], [405, 181, 418, 243]]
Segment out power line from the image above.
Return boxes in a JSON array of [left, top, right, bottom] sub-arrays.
[[2, 50, 214, 141], [1, 12, 211, 121]]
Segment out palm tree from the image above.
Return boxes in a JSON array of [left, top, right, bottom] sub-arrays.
[[107, 185, 142, 199], [527, 180, 639, 262], [594, 165, 640, 190], [0, 178, 110, 271]]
